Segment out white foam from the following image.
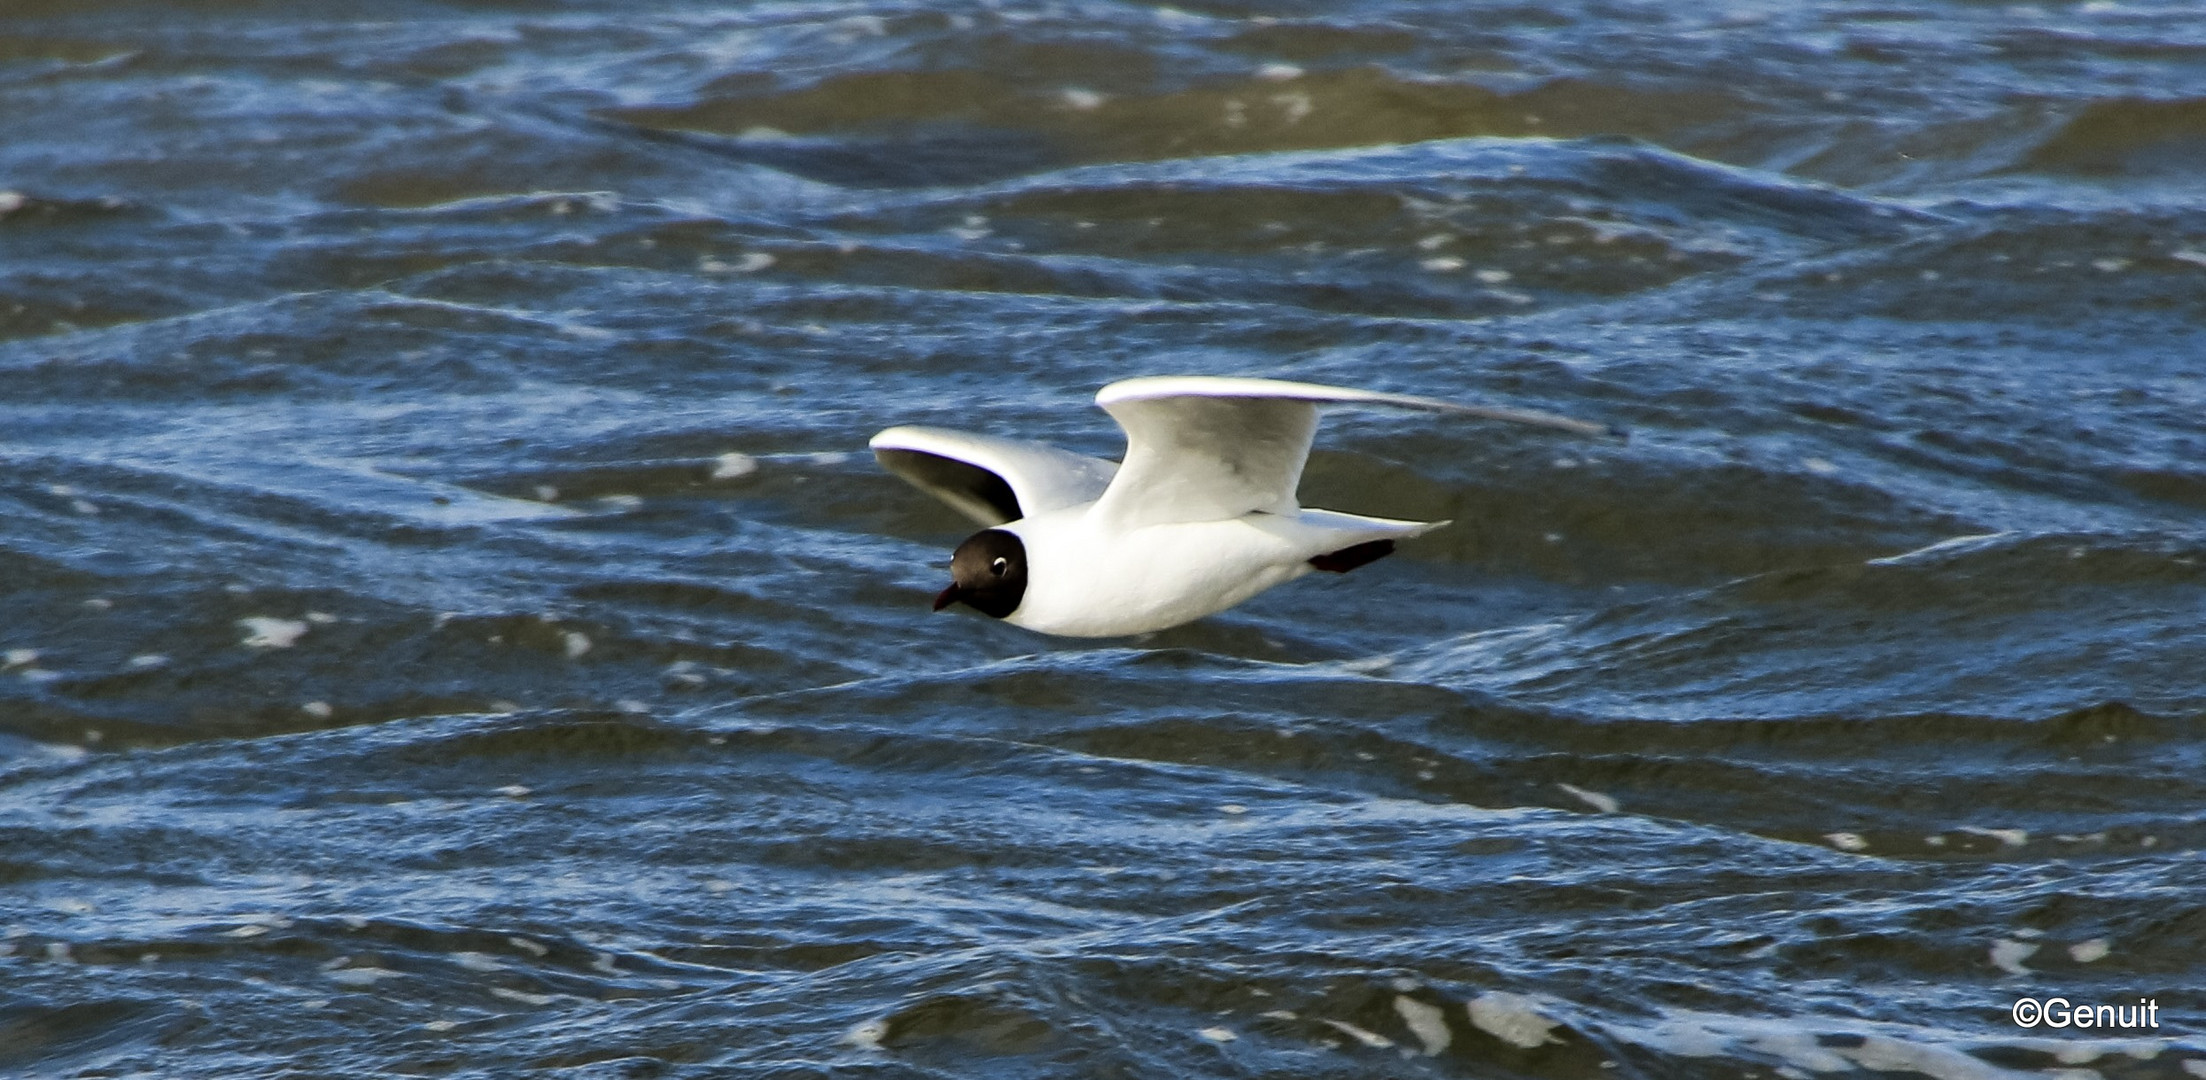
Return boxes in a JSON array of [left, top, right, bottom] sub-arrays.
[[424, 1019, 459, 1032], [301, 701, 334, 719], [1650, 1018, 1747, 1057], [1258, 62, 1303, 81], [490, 987, 555, 1006], [2069, 938, 2111, 963], [1321, 1019, 1393, 1048], [1557, 782, 1620, 814], [1867, 532, 2012, 567], [1394, 996, 1451, 1056], [1959, 826, 2027, 848], [844, 1018, 888, 1047], [451, 951, 506, 972], [1826, 832, 1870, 852], [0, 191, 24, 214], [1061, 87, 1106, 110], [563, 631, 591, 659], [1420, 256, 1465, 272], [506, 936, 549, 957], [1848, 1036, 2010, 1080], [326, 966, 403, 986], [1744, 1030, 1854, 1073], [127, 653, 168, 669], [1989, 939, 2038, 975], [2055, 1043, 2104, 1065], [4, 649, 39, 667], [1198, 1026, 1237, 1042], [1474, 268, 1513, 284], [1467, 991, 1558, 1049], [238, 617, 310, 649], [496, 784, 532, 798], [711, 452, 758, 480]]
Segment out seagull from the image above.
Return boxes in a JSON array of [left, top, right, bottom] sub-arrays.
[[871, 376, 1616, 638]]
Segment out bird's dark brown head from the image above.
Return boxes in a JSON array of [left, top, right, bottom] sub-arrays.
[[933, 528, 1027, 619]]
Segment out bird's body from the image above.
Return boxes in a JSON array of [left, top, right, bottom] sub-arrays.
[[998, 505, 1437, 637], [872, 375, 1612, 638]]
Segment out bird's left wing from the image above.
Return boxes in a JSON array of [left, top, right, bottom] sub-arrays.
[[1089, 375, 1617, 529], [871, 425, 1118, 526]]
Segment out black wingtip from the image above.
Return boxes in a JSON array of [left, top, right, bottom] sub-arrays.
[[874, 447, 1023, 526], [1309, 538, 1397, 573]]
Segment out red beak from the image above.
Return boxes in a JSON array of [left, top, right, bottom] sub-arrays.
[[932, 584, 961, 611]]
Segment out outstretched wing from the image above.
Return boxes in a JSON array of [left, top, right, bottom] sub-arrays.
[[871, 425, 1118, 526], [1089, 375, 1616, 529]]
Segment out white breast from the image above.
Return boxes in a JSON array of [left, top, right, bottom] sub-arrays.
[[1001, 507, 1434, 638], [999, 512, 1295, 637]]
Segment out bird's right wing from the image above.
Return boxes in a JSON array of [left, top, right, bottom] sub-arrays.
[[871, 426, 1118, 526], [1089, 375, 1617, 529]]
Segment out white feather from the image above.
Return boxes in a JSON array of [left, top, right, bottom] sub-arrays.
[[870, 425, 1116, 525]]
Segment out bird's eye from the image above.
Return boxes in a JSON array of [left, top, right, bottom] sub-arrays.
[[990, 557, 1009, 575]]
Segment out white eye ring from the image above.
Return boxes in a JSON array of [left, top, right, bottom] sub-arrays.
[[991, 557, 1009, 575]]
